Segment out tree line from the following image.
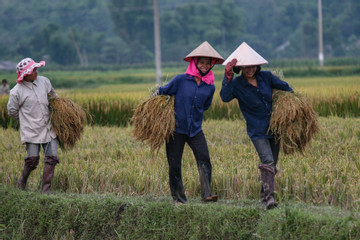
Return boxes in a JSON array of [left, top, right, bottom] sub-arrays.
[[0, 0, 359, 66]]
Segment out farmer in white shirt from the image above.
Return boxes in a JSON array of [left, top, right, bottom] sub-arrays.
[[7, 58, 59, 193], [1, 79, 10, 95]]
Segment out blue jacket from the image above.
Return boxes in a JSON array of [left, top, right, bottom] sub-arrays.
[[220, 71, 293, 140], [159, 74, 215, 137]]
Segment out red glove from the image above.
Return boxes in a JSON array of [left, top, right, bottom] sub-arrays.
[[225, 58, 237, 82]]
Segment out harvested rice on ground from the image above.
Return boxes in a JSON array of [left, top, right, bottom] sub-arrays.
[[131, 95, 175, 154], [268, 90, 320, 155], [49, 97, 88, 150]]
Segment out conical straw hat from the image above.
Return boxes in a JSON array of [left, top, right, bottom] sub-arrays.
[[184, 41, 224, 64], [222, 42, 268, 66]]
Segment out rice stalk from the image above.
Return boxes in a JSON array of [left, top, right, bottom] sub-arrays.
[[131, 95, 175, 155], [268, 90, 320, 155], [49, 96, 88, 150]]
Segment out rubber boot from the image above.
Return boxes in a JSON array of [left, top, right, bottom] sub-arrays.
[[259, 163, 278, 209], [169, 169, 187, 204], [260, 185, 266, 204], [199, 163, 218, 202], [171, 187, 187, 204], [41, 156, 59, 193], [260, 167, 278, 204], [17, 156, 40, 190]]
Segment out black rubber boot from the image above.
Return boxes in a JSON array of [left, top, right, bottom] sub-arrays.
[[198, 163, 217, 202]]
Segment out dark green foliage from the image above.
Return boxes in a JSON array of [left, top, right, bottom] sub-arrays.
[[0, 0, 359, 65], [1, 185, 359, 240], [256, 205, 360, 239], [159, 0, 244, 61]]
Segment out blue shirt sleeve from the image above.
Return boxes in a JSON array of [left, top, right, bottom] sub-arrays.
[[220, 73, 235, 103], [267, 71, 293, 91], [157, 74, 215, 137], [158, 75, 180, 95]]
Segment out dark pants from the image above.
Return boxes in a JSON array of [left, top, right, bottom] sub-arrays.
[[251, 138, 280, 172], [166, 131, 213, 203]]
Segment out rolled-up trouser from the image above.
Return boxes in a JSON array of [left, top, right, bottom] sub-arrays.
[[26, 138, 58, 160], [166, 131, 213, 203], [18, 138, 59, 190], [251, 138, 280, 171]]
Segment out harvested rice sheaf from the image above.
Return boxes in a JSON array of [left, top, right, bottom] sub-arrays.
[[268, 90, 320, 155], [49, 97, 87, 150], [131, 95, 175, 154]]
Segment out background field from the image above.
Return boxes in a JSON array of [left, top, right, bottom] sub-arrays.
[[0, 69, 359, 239], [1, 71, 360, 128], [1, 71, 359, 209]]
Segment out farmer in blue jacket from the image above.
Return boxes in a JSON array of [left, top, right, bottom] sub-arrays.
[[154, 41, 224, 204], [220, 42, 293, 209]]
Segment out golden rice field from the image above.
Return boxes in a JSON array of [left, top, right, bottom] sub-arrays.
[[0, 74, 359, 210], [54, 75, 360, 119], [1, 75, 359, 128]]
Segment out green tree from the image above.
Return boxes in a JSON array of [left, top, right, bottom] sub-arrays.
[[108, 0, 154, 64], [160, 0, 244, 62], [26, 23, 77, 65]]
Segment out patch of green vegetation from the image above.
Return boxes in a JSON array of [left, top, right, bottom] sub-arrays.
[[1, 185, 359, 240]]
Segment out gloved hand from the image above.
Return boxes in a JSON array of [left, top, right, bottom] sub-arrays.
[[151, 89, 159, 97], [225, 58, 237, 82]]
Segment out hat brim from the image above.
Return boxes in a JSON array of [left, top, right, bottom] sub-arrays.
[[184, 55, 224, 64], [184, 41, 224, 64], [17, 61, 45, 81], [222, 42, 268, 66]]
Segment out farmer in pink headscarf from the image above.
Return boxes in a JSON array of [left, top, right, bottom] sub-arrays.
[[153, 41, 224, 204], [7, 58, 59, 193]]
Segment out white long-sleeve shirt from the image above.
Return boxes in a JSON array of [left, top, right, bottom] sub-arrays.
[[7, 76, 57, 144]]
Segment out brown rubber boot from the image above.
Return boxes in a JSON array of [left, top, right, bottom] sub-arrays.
[[41, 163, 55, 193], [259, 163, 278, 209], [41, 156, 59, 193], [202, 195, 218, 202], [17, 156, 40, 190]]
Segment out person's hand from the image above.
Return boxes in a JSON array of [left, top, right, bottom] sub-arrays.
[[225, 58, 237, 82], [151, 89, 159, 97]]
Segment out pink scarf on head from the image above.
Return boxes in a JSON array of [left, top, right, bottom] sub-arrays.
[[184, 57, 215, 85]]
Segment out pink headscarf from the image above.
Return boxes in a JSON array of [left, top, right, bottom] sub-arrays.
[[16, 58, 46, 83], [184, 57, 215, 85]]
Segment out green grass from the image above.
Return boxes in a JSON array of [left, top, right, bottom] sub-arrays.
[[1, 184, 359, 240], [1, 118, 359, 211]]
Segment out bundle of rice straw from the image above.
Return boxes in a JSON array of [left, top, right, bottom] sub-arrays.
[[49, 97, 87, 150], [268, 90, 320, 155], [131, 95, 175, 154]]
